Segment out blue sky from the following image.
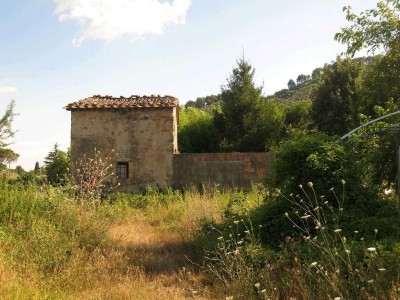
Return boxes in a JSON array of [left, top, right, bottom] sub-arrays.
[[0, 0, 378, 170]]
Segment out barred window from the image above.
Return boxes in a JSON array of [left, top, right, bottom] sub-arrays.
[[117, 162, 129, 179]]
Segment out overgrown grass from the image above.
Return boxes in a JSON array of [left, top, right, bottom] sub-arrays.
[[0, 179, 399, 299]]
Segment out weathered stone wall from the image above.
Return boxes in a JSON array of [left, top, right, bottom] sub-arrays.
[[71, 107, 177, 192], [173, 152, 273, 190]]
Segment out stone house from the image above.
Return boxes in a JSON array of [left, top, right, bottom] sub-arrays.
[[65, 95, 272, 192]]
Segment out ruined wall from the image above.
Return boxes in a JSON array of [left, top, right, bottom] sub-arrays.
[[173, 152, 273, 190], [71, 107, 177, 192]]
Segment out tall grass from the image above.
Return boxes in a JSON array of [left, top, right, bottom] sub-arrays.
[[1, 177, 399, 299]]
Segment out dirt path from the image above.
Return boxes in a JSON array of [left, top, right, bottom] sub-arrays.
[[107, 221, 210, 299]]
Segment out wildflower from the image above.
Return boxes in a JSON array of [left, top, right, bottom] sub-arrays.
[[310, 262, 317, 267], [284, 212, 289, 218], [378, 268, 386, 272], [345, 249, 350, 254], [254, 283, 260, 288], [354, 231, 359, 234], [341, 179, 346, 185], [314, 206, 320, 211], [368, 279, 374, 284], [334, 229, 342, 233], [226, 297, 233, 300], [244, 230, 250, 234], [217, 236, 223, 240], [367, 247, 377, 252], [233, 220, 239, 224], [301, 215, 311, 220], [237, 241, 243, 245], [233, 249, 240, 255], [307, 181, 313, 188], [260, 289, 266, 293], [329, 187, 334, 191], [334, 297, 341, 300], [360, 237, 364, 241], [299, 184, 303, 189], [374, 228, 378, 234], [259, 225, 263, 228]]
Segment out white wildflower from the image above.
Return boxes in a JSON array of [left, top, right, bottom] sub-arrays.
[[367, 247, 377, 252]]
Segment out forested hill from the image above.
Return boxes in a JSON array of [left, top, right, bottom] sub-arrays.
[[185, 56, 375, 108]]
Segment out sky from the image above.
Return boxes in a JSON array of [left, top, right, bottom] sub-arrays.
[[0, 0, 379, 170]]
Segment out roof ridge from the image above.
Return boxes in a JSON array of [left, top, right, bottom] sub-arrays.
[[64, 94, 179, 111]]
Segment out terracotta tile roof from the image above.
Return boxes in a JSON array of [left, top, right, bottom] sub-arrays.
[[65, 95, 179, 111]]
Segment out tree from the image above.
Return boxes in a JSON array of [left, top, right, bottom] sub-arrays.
[[311, 68, 323, 80], [0, 100, 18, 169], [335, 0, 400, 57], [296, 74, 310, 85], [334, 0, 400, 111], [34, 162, 40, 173], [178, 107, 218, 152], [217, 56, 263, 151], [312, 57, 364, 135], [287, 79, 296, 89], [44, 144, 70, 185]]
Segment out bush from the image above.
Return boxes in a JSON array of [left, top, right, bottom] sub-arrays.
[[260, 132, 398, 245]]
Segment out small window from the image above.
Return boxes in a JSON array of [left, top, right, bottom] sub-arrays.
[[117, 162, 129, 179]]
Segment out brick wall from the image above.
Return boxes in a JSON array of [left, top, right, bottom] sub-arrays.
[[173, 152, 273, 190]]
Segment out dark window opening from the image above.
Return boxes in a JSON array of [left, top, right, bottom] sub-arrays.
[[117, 162, 129, 179]]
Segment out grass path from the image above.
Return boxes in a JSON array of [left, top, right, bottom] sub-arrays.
[[75, 221, 210, 299]]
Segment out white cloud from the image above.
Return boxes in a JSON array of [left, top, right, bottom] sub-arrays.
[[0, 85, 17, 93], [54, 0, 192, 46]]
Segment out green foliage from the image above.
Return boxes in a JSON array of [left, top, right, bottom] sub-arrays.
[[0, 181, 114, 282], [287, 79, 296, 89], [44, 144, 70, 186], [361, 53, 400, 112], [217, 57, 264, 151], [335, 0, 400, 56], [349, 103, 400, 187], [272, 132, 356, 193], [178, 107, 218, 152], [185, 94, 221, 109], [283, 99, 312, 132], [0, 100, 16, 148], [34, 162, 40, 173], [312, 57, 364, 135], [0, 101, 18, 169]]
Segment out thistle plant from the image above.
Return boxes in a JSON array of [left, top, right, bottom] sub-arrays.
[[204, 219, 267, 298], [71, 149, 118, 202], [281, 181, 386, 299]]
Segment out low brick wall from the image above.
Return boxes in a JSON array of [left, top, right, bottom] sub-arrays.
[[173, 152, 273, 190]]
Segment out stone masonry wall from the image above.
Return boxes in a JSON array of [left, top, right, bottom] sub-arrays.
[[173, 152, 273, 190], [71, 107, 177, 192]]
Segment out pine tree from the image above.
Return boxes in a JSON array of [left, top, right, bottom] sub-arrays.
[[217, 56, 263, 151]]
